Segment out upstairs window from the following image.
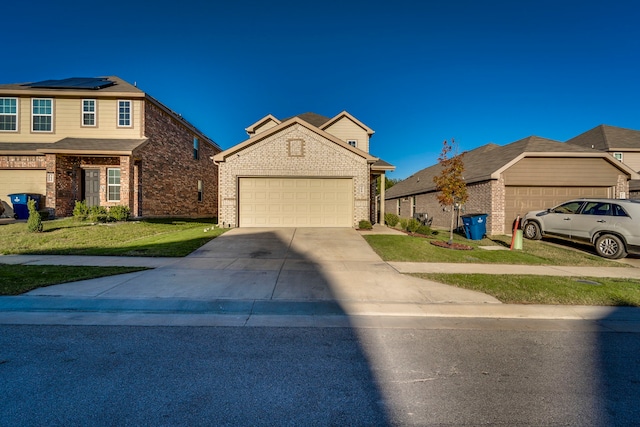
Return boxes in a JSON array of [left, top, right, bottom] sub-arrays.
[[107, 168, 121, 201], [347, 139, 357, 147], [82, 99, 96, 126], [197, 180, 203, 202], [32, 98, 53, 132], [193, 137, 199, 160], [118, 100, 131, 127], [0, 97, 17, 131], [613, 152, 623, 162]]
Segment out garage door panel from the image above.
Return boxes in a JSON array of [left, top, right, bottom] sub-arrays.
[[239, 178, 353, 227], [505, 186, 610, 233], [0, 170, 46, 204]]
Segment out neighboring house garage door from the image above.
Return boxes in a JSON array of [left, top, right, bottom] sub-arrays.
[[0, 169, 46, 204], [239, 177, 353, 227], [504, 186, 611, 232]]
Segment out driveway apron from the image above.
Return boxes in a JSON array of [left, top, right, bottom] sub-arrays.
[[26, 228, 498, 304]]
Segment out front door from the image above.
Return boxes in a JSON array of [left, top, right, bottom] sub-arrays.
[[84, 169, 100, 207]]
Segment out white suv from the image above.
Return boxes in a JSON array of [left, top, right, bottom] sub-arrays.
[[522, 199, 640, 259]]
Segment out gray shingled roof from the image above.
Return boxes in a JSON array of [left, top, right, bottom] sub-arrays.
[[385, 136, 594, 199], [37, 138, 148, 154], [282, 112, 332, 127], [0, 143, 52, 154], [566, 124, 640, 150], [0, 76, 142, 94]]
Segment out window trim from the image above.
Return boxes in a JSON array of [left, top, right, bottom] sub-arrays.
[[82, 99, 97, 127], [197, 180, 203, 202], [0, 97, 18, 132], [107, 168, 121, 202], [32, 98, 53, 133], [613, 152, 623, 162], [117, 100, 132, 128], [193, 137, 199, 160]]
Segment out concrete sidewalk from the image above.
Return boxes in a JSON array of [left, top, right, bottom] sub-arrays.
[[2, 226, 640, 326]]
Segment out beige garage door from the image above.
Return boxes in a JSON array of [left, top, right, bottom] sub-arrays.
[[505, 186, 611, 232], [0, 169, 46, 204], [239, 177, 353, 227]]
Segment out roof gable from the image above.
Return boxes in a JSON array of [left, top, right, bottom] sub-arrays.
[[320, 111, 374, 136], [245, 114, 281, 136], [214, 117, 377, 162]]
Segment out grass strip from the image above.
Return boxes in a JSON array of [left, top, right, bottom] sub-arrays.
[[414, 273, 640, 306], [0, 265, 149, 295]]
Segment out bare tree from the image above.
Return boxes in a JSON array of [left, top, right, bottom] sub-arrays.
[[433, 139, 468, 245]]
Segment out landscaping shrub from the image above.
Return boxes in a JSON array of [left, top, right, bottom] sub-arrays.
[[416, 225, 432, 236], [109, 205, 130, 222], [73, 200, 89, 221], [406, 218, 420, 233], [399, 218, 408, 230], [358, 219, 373, 230], [26, 199, 43, 232], [87, 206, 109, 223], [384, 213, 399, 227]]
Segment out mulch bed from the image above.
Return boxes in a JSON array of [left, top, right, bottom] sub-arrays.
[[429, 240, 474, 250]]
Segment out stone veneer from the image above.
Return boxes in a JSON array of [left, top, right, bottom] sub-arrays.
[[218, 124, 370, 227]]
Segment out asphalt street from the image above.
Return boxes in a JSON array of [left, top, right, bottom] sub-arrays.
[[1, 318, 639, 426]]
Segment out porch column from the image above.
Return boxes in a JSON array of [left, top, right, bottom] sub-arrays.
[[380, 173, 386, 225], [120, 156, 135, 210]]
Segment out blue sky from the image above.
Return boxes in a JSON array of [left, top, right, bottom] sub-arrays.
[[5, 0, 639, 178]]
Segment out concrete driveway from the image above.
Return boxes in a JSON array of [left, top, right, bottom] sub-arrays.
[[27, 227, 498, 305]]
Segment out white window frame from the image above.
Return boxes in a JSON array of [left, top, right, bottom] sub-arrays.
[[397, 200, 401, 215], [193, 137, 199, 160], [613, 152, 623, 162], [118, 100, 132, 127], [32, 98, 53, 132], [0, 97, 18, 132], [107, 168, 121, 202], [197, 180, 203, 202], [347, 139, 357, 147], [82, 99, 96, 127]]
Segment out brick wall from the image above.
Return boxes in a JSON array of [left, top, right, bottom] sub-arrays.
[[218, 124, 370, 227], [385, 179, 502, 234], [141, 101, 219, 218]]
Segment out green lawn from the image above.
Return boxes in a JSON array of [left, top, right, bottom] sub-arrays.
[[0, 217, 227, 295], [366, 230, 640, 306], [414, 273, 640, 307], [0, 265, 148, 295], [1, 217, 227, 257]]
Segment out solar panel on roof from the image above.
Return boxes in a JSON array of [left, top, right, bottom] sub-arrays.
[[25, 77, 115, 90]]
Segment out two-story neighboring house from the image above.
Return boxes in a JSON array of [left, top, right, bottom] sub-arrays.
[[566, 124, 640, 198], [213, 112, 394, 227], [0, 76, 220, 218]]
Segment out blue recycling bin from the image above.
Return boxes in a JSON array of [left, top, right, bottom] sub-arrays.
[[8, 193, 41, 220], [461, 213, 488, 240]]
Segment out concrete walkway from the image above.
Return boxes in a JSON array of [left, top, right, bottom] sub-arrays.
[[1, 225, 640, 325]]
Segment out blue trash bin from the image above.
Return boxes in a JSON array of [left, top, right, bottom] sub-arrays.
[[461, 213, 488, 240], [8, 194, 41, 220]]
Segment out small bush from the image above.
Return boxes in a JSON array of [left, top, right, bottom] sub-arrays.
[[406, 218, 420, 233], [416, 225, 432, 236], [399, 218, 408, 230], [27, 199, 43, 232], [358, 220, 373, 230], [73, 200, 89, 221], [385, 213, 399, 227], [87, 206, 109, 223], [109, 205, 130, 222]]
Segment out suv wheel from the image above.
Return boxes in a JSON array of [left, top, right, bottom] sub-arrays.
[[595, 234, 627, 259], [523, 221, 542, 240]]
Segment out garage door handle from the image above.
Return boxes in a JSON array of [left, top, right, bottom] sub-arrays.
[[564, 218, 571, 220], [597, 220, 606, 223]]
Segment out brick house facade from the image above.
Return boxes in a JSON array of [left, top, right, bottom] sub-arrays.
[[214, 112, 394, 227], [0, 77, 220, 218], [386, 136, 638, 235]]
